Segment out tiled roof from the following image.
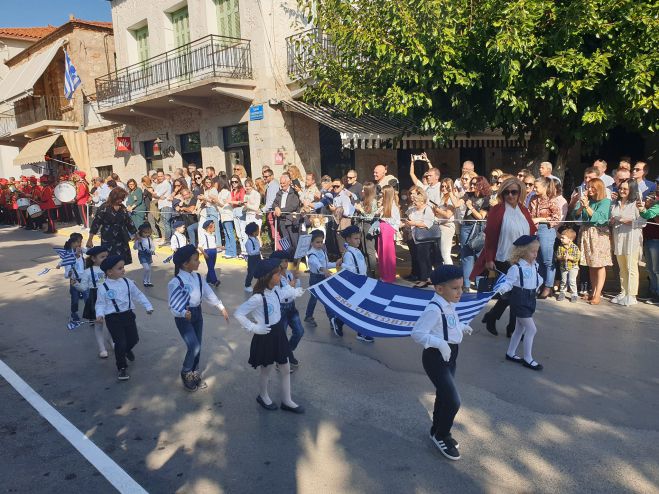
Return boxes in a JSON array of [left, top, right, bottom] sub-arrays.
[[0, 26, 57, 41], [69, 19, 113, 30]]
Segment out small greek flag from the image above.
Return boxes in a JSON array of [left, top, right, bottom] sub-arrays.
[[169, 283, 190, 314], [163, 255, 173, 264], [64, 50, 82, 100], [53, 248, 76, 267], [279, 236, 291, 252], [37, 268, 51, 276]]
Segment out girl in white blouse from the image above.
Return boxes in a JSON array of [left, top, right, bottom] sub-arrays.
[[234, 258, 306, 413]]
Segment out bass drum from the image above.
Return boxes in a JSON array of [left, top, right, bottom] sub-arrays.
[[17, 198, 30, 209], [27, 203, 43, 218], [54, 182, 76, 204]]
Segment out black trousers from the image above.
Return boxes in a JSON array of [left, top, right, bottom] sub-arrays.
[[422, 345, 460, 439], [105, 310, 139, 370], [486, 260, 516, 329], [414, 241, 433, 281]]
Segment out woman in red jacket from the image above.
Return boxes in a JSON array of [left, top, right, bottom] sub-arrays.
[[471, 177, 537, 336], [38, 176, 58, 233], [73, 171, 91, 227]]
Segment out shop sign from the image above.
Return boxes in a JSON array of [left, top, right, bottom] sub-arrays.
[[249, 105, 264, 121], [115, 136, 132, 152], [274, 151, 285, 165]]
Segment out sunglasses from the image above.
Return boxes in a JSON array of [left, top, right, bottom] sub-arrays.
[[231, 180, 239, 184], [503, 189, 520, 196], [470, 181, 478, 186], [262, 174, 272, 178], [332, 185, 341, 189]]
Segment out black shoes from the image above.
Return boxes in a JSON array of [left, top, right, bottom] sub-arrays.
[[523, 360, 543, 371], [192, 371, 207, 389], [256, 395, 278, 410], [126, 350, 135, 362], [117, 368, 130, 381], [280, 403, 305, 414], [430, 434, 460, 460], [356, 334, 374, 342], [482, 313, 498, 335], [505, 353, 523, 363], [303, 317, 317, 327], [330, 318, 343, 337], [181, 371, 198, 391], [430, 429, 459, 448]]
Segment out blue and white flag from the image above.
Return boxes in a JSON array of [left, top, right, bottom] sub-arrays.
[[162, 255, 173, 264], [279, 236, 291, 252], [308, 271, 504, 338], [64, 50, 82, 100], [53, 248, 76, 267], [37, 267, 51, 276], [169, 283, 190, 314]]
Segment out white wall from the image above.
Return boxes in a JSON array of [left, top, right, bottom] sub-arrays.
[[0, 145, 18, 178]]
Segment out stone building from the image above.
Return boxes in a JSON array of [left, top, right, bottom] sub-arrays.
[[0, 18, 116, 178]]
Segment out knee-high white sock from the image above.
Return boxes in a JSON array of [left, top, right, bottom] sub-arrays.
[[259, 366, 273, 404], [507, 318, 524, 357], [94, 322, 107, 353], [141, 263, 151, 284], [279, 362, 298, 408], [520, 318, 538, 363]]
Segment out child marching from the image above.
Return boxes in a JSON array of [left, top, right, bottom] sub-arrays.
[[411, 265, 473, 461], [244, 222, 262, 293], [95, 255, 154, 381], [171, 220, 188, 252], [498, 235, 544, 371], [304, 230, 340, 328], [168, 245, 229, 392], [75, 246, 113, 358], [133, 223, 155, 287], [198, 220, 221, 287], [58, 232, 86, 328], [234, 258, 305, 413]]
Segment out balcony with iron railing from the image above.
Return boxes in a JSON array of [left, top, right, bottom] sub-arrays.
[[95, 34, 253, 110], [286, 28, 336, 80]]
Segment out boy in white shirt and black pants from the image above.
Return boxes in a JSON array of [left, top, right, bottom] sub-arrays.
[[95, 255, 154, 381], [411, 265, 473, 461], [334, 225, 374, 342], [304, 230, 340, 327], [244, 222, 262, 292]]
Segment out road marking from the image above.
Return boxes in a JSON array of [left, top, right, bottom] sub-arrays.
[[0, 359, 148, 494]]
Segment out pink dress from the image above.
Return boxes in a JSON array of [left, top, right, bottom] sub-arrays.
[[378, 205, 400, 283]]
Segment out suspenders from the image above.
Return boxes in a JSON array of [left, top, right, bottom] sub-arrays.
[[102, 278, 131, 313], [344, 250, 361, 275], [260, 291, 281, 326], [90, 267, 97, 289], [138, 238, 151, 252], [516, 263, 539, 289], [428, 301, 449, 341]]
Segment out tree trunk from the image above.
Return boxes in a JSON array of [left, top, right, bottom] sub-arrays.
[[524, 129, 550, 176]]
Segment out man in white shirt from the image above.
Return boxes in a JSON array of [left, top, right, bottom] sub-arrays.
[[539, 161, 561, 184], [453, 161, 475, 194], [152, 170, 173, 243], [592, 159, 614, 188], [329, 179, 355, 253]]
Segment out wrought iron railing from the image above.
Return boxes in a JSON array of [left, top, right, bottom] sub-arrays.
[[95, 34, 253, 109], [12, 96, 69, 128], [286, 28, 336, 80]]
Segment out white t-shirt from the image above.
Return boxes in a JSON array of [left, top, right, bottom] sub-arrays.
[[496, 203, 530, 262]]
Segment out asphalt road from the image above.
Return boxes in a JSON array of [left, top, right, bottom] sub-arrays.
[[0, 225, 658, 494]]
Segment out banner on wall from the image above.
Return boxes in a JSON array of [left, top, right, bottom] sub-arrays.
[[115, 137, 132, 152]]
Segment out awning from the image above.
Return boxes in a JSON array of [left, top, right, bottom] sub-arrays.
[[282, 100, 528, 149], [14, 134, 60, 166], [62, 130, 90, 172], [0, 39, 65, 104]]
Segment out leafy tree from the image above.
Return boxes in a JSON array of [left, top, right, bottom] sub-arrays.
[[298, 0, 658, 176]]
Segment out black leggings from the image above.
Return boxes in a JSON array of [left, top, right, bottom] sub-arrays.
[[486, 260, 516, 328]]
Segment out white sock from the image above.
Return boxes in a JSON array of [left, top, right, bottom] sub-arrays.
[[94, 322, 107, 353], [279, 362, 297, 408], [507, 319, 524, 357], [142, 263, 151, 284], [259, 366, 273, 404], [519, 317, 538, 363]]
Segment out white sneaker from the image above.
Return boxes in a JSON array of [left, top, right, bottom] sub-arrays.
[[610, 293, 626, 304], [244, 286, 253, 293], [99, 350, 108, 359], [622, 296, 637, 306]]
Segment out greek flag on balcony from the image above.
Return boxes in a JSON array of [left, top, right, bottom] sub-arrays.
[[308, 270, 505, 338], [64, 50, 82, 100]]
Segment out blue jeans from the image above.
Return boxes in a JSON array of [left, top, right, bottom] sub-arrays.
[[69, 284, 86, 316], [422, 345, 460, 439], [222, 220, 237, 257], [187, 222, 198, 246], [281, 303, 304, 353], [536, 224, 557, 287], [305, 272, 337, 320], [459, 223, 476, 288], [159, 207, 173, 242], [174, 306, 203, 373], [644, 238, 659, 295], [204, 249, 218, 284]]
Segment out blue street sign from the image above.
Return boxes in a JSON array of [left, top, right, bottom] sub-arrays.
[[250, 105, 264, 121]]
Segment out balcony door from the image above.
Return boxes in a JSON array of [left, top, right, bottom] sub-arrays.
[[170, 6, 192, 83], [215, 0, 241, 39], [172, 7, 190, 48]]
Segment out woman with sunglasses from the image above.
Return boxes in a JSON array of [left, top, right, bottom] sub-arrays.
[[473, 177, 536, 336], [459, 176, 491, 290], [228, 174, 247, 257]]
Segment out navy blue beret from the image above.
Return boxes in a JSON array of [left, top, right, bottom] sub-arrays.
[[202, 219, 214, 229], [86, 245, 109, 257], [173, 244, 198, 266], [172, 220, 186, 229], [513, 235, 538, 246], [270, 250, 290, 261], [254, 258, 282, 278], [430, 265, 464, 285], [245, 222, 259, 235], [340, 225, 360, 238], [100, 255, 123, 272]]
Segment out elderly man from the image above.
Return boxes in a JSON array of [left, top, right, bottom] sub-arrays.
[[539, 161, 561, 183], [262, 167, 281, 248], [151, 170, 173, 244], [593, 159, 614, 188], [373, 164, 399, 195], [273, 172, 302, 253], [453, 160, 475, 193]]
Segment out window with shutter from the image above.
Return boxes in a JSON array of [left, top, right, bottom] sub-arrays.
[[214, 0, 241, 39], [171, 7, 190, 47], [135, 26, 149, 63]]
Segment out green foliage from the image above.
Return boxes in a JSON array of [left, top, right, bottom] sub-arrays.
[[298, 0, 658, 153]]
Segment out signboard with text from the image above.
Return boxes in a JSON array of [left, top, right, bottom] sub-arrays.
[[249, 105, 264, 121]]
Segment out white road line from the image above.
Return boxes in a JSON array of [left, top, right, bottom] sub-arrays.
[[0, 359, 148, 494]]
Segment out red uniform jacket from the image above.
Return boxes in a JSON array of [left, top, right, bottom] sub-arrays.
[[76, 182, 90, 206], [469, 202, 537, 281], [39, 185, 57, 210]]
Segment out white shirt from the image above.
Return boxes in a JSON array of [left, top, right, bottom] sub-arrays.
[[499, 259, 543, 293], [411, 294, 467, 347], [600, 174, 614, 188], [278, 271, 300, 303], [264, 180, 280, 210], [218, 189, 233, 222], [198, 229, 217, 250], [279, 188, 290, 209], [74, 266, 105, 293], [167, 270, 225, 318], [95, 277, 153, 318], [381, 204, 401, 230], [342, 246, 367, 275], [423, 182, 442, 205], [234, 285, 304, 333], [408, 204, 435, 229], [133, 237, 155, 253], [171, 231, 187, 251], [610, 201, 646, 256], [154, 180, 172, 209], [64, 252, 86, 281], [246, 236, 261, 256], [244, 190, 262, 216], [333, 190, 355, 217], [496, 203, 530, 262], [307, 247, 335, 274]]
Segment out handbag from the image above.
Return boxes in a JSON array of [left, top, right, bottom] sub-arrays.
[[412, 223, 441, 244]]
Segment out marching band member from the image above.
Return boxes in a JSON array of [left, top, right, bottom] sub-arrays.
[[168, 245, 229, 392], [95, 255, 154, 381], [234, 258, 305, 414], [38, 175, 57, 234], [412, 265, 473, 461]]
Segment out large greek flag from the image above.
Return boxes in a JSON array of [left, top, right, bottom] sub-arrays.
[[64, 50, 82, 100], [308, 271, 504, 338]]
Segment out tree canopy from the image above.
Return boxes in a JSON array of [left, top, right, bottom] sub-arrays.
[[297, 0, 658, 172]]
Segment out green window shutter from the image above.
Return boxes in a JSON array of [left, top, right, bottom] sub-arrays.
[[215, 0, 240, 38], [172, 7, 190, 47], [135, 26, 149, 62]]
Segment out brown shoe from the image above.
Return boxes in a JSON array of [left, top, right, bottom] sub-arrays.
[[589, 297, 601, 305], [538, 287, 551, 299]]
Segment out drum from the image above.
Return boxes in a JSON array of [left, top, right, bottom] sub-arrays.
[[17, 198, 30, 209], [27, 204, 43, 218], [54, 182, 76, 203], [9, 185, 17, 193], [53, 196, 62, 206]]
